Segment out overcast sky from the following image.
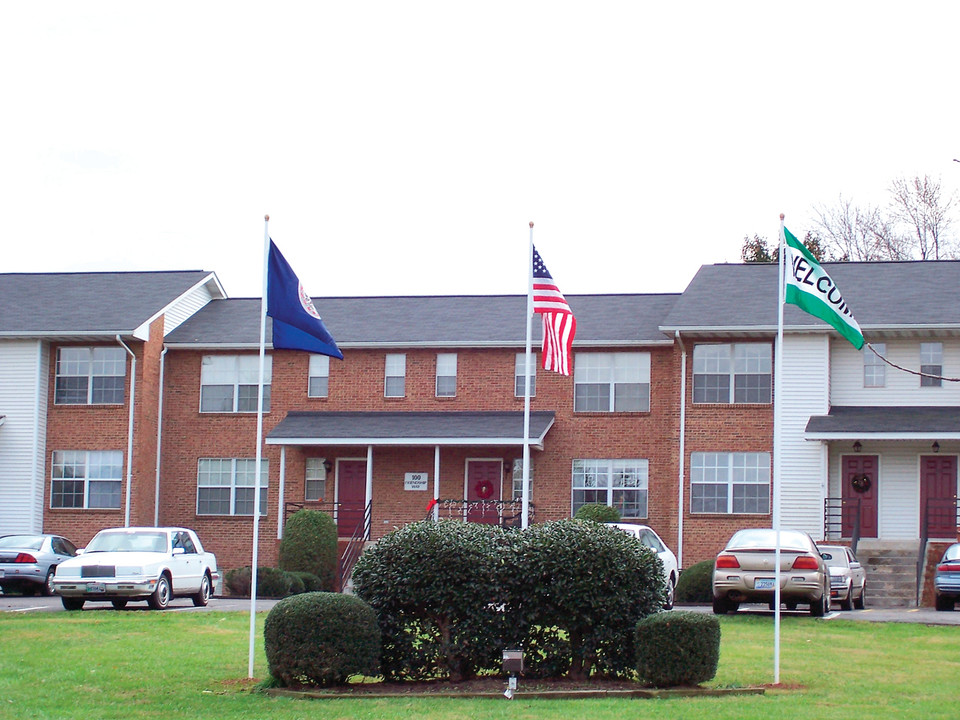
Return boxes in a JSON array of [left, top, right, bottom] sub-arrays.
[[3, 2, 959, 300]]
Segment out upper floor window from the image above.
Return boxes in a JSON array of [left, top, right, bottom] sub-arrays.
[[51, 450, 123, 509], [436, 353, 457, 397], [308, 355, 330, 398], [196, 458, 268, 516], [693, 343, 771, 404], [690, 452, 770, 514], [385, 354, 406, 398], [572, 458, 648, 518], [515, 353, 537, 397], [574, 353, 650, 412], [305, 457, 327, 501], [864, 343, 886, 388], [511, 458, 533, 501], [200, 355, 271, 413], [55, 347, 126, 405], [921, 342, 942, 388]]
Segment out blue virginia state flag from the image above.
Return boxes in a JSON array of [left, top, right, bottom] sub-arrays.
[[266, 240, 343, 359]]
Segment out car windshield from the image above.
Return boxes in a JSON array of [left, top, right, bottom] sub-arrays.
[[86, 531, 167, 553], [0, 535, 44, 550], [726, 529, 811, 552]]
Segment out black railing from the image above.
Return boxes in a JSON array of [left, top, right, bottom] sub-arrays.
[[284, 500, 366, 528], [426, 498, 533, 528], [823, 497, 861, 555], [339, 501, 373, 591], [918, 496, 960, 604]]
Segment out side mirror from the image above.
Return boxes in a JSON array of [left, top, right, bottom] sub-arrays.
[[172, 547, 185, 556]]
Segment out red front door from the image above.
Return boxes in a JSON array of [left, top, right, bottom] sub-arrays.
[[921, 455, 958, 539], [337, 460, 367, 537], [466, 460, 502, 524], [842, 455, 878, 539]]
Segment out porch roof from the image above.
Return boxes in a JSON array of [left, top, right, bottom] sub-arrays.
[[265, 410, 556, 449], [805, 406, 960, 440]]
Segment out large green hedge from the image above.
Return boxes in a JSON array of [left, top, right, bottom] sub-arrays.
[[264, 592, 380, 686], [634, 611, 720, 687], [675, 559, 715, 604], [573, 503, 622, 523], [278, 509, 338, 591]]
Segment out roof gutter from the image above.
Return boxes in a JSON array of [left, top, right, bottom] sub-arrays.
[[116, 335, 136, 528]]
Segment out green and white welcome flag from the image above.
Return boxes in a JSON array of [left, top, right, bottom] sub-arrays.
[[783, 226, 864, 350]]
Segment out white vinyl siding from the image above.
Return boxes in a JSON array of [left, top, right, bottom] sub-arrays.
[[161, 280, 219, 335], [200, 355, 271, 412], [308, 355, 330, 398]]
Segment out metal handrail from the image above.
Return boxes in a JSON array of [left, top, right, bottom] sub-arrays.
[[338, 500, 373, 591], [426, 498, 534, 528], [823, 496, 861, 554]]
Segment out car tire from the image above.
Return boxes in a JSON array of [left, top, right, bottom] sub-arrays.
[[810, 591, 828, 617], [935, 593, 955, 612], [712, 596, 737, 614], [840, 581, 854, 611], [853, 583, 866, 610], [192, 573, 212, 608], [148, 575, 171, 610], [111, 599, 129, 610], [43, 568, 57, 597], [784, 601, 798, 611], [61, 597, 85, 611]]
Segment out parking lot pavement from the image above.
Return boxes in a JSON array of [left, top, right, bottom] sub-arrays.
[[0, 595, 279, 613], [676, 603, 960, 625]]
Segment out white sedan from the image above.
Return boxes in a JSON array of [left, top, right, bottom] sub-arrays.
[[53, 527, 219, 611], [606, 523, 679, 609]]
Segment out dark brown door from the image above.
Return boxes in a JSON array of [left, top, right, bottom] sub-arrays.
[[842, 455, 878, 539], [466, 460, 502, 524], [921, 455, 957, 538], [337, 460, 366, 537]]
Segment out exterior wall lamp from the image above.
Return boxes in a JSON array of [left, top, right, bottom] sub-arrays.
[[853, 441, 862, 453], [932, 441, 940, 453]]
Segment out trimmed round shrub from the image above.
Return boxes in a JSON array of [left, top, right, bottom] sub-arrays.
[[224, 566, 252, 596], [573, 503, 621, 523], [634, 611, 720, 687], [224, 566, 304, 598], [675, 560, 715, 604], [264, 592, 380, 686], [501, 519, 664, 679], [287, 571, 324, 592], [352, 520, 505, 682], [279, 509, 338, 591]]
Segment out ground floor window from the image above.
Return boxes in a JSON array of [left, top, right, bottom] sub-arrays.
[[51, 450, 123, 509], [690, 452, 770, 514], [511, 459, 534, 501], [572, 458, 648, 518], [197, 458, 268, 515]]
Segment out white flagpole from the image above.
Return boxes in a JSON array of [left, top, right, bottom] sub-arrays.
[[521, 222, 535, 529], [248, 214, 270, 678], [773, 213, 786, 684]]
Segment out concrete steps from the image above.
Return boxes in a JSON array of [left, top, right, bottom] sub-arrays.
[[855, 540, 920, 608]]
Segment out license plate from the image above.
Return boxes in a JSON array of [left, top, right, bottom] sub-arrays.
[[754, 578, 776, 590], [86, 583, 106, 593]]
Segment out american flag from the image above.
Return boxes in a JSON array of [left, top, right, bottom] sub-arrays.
[[532, 245, 577, 375]]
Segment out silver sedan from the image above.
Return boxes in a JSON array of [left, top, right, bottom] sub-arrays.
[[0, 534, 78, 596]]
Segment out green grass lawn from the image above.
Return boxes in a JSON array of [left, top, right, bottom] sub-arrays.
[[1, 610, 958, 720]]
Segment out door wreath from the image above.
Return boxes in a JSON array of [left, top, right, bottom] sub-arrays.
[[474, 479, 495, 500], [851, 473, 871, 493]]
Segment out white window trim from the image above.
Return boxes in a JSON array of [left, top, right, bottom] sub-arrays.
[[573, 352, 651, 413], [571, 458, 649, 518], [54, 347, 126, 405], [690, 452, 771, 515], [305, 457, 328, 501], [196, 458, 269, 516], [384, 353, 406, 398], [692, 343, 772, 404], [200, 355, 272, 413], [863, 343, 886, 388], [515, 353, 537, 398], [308, 355, 330, 398], [436, 353, 457, 398], [50, 449, 124, 509]]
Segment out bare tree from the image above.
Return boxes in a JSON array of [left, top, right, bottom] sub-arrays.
[[889, 174, 957, 259], [812, 196, 906, 261]]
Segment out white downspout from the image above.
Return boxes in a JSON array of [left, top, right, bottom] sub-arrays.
[[277, 447, 286, 540], [116, 335, 136, 528], [676, 331, 687, 569], [154, 346, 168, 526]]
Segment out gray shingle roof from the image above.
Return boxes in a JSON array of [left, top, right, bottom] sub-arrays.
[[805, 406, 960, 436], [0, 271, 219, 336], [661, 260, 960, 333], [266, 410, 556, 446], [165, 294, 679, 347]]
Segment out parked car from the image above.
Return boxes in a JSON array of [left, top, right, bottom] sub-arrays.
[[0, 534, 78, 596], [53, 527, 219, 611], [934, 542, 960, 611], [712, 528, 830, 617], [606, 522, 679, 609], [819, 544, 866, 610]]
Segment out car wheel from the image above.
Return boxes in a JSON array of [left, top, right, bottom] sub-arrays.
[[43, 568, 57, 596], [148, 575, 171, 610], [853, 583, 866, 610], [785, 601, 798, 611], [840, 581, 854, 611], [61, 597, 85, 611], [712, 596, 738, 614], [810, 591, 828, 617], [111, 599, 129, 610], [935, 593, 955, 612], [192, 573, 212, 607]]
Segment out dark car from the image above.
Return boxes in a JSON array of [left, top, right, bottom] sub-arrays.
[[0, 534, 78, 596], [934, 543, 960, 611]]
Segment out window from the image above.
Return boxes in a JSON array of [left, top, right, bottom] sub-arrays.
[[515, 353, 537, 397], [691, 452, 770, 514], [308, 355, 330, 397], [200, 355, 271, 412], [921, 342, 942, 388], [305, 458, 327, 501], [197, 458, 268, 515], [436, 353, 457, 397], [572, 459, 648, 518], [384, 354, 406, 397], [55, 347, 126, 405], [574, 353, 650, 412], [864, 343, 886, 388], [693, 343, 771, 404], [511, 458, 533, 501], [51, 450, 123, 509]]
